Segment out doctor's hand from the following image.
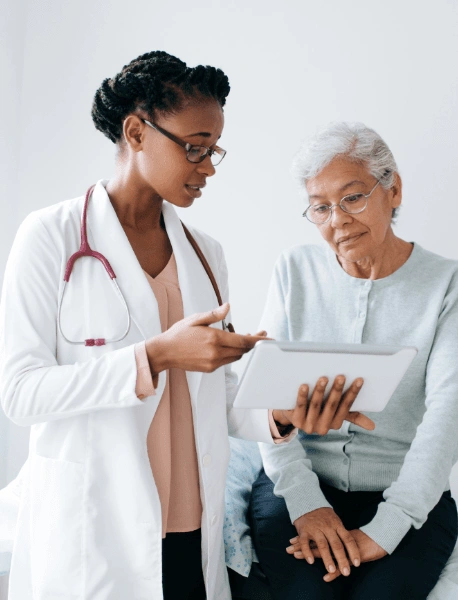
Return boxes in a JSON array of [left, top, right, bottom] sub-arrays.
[[272, 376, 374, 434], [145, 303, 266, 375]]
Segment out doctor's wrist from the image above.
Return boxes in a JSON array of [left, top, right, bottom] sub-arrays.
[[272, 409, 292, 427], [145, 335, 170, 376]]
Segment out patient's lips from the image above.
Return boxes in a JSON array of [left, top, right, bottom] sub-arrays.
[[337, 232, 365, 245]]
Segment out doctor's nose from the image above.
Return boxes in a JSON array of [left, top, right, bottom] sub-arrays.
[[196, 155, 216, 178]]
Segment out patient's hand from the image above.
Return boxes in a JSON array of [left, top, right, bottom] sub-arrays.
[[273, 375, 375, 435], [287, 507, 361, 577], [287, 527, 387, 582]]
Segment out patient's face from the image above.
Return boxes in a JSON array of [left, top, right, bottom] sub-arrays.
[[306, 157, 401, 264]]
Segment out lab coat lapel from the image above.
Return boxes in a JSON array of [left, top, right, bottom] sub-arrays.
[[162, 201, 218, 406], [87, 180, 162, 342]]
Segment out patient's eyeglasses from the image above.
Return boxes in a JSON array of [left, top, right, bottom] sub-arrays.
[[142, 119, 226, 166], [303, 180, 381, 225]]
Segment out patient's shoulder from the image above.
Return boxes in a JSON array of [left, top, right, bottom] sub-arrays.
[[276, 243, 329, 271]]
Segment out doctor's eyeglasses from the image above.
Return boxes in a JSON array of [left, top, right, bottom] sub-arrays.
[[142, 119, 227, 166], [303, 180, 381, 225]]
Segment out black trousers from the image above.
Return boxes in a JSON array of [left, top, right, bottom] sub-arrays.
[[162, 529, 206, 600], [250, 469, 458, 600]]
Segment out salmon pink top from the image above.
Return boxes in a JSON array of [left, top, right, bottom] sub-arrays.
[[133, 253, 292, 538]]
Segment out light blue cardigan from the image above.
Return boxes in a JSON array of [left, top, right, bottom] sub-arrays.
[[258, 242, 458, 553], [223, 240, 458, 597]]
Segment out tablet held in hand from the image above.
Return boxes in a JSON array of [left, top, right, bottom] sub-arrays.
[[233, 341, 417, 413]]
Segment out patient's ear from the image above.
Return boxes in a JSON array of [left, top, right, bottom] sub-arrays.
[[389, 173, 402, 209]]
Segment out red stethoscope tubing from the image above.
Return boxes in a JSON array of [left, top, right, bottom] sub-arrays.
[[64, 185, 116, 282], [58, 186, 131, 347]]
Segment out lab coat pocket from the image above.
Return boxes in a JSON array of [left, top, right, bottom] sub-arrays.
[[29, 455, 84, 599]]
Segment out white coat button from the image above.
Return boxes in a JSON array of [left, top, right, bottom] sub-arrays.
[[203, 454, 212, 467], [211, 515, 217, 526], [343, 458, 349, 465]]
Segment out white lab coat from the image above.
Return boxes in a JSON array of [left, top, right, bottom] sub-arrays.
[[0, 180, 277, 600]]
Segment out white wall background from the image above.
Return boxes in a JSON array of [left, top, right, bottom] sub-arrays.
[[1, 0, 457, 569]]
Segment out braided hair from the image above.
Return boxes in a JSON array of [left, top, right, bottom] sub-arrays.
[[92, 51, 230, 143]]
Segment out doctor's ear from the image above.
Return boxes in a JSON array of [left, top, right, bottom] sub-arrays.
[[122, 115, 145, 151]]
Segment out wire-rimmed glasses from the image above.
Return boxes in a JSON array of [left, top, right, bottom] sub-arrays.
[[303, 180, 381, 224], [142, 119, 226, 166]]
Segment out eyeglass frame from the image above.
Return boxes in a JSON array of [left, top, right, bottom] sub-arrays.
[[141, 118, 226, 166], [302, 180, 381, 224]]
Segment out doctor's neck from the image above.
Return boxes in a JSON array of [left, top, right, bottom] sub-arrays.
[[106, 169, 164, 233]]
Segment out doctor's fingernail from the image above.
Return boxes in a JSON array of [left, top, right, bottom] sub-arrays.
[[289, 537, 298, 543], [353, 559, 360, 567], [356, 379, 364, 387], [286, 545, 294, 552], [343, 567, 350, 576], [328, 564, 336, 573]]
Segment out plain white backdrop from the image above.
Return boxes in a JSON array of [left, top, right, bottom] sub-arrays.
[[1, 0, 457, 527]]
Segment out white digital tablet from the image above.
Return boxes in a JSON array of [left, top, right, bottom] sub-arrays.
[[233, 341, 417, 413]]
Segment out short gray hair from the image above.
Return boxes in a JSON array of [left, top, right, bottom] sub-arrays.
[[291, 122, 400, 220]]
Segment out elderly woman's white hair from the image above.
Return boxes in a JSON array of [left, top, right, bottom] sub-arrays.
[[292, 122, 400, 219]]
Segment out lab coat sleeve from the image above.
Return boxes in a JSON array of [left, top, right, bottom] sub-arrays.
[[0, 213, 148, 426], [216, 245, 296, 445]]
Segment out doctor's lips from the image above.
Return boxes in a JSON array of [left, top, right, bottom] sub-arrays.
[[185, 182, 206, 198]]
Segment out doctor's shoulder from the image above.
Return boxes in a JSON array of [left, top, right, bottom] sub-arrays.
[[26, 194, 83, 236], [8, 195, 85, 271]]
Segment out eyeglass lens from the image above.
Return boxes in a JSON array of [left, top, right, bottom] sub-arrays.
[[307, 194, 367, 224], [187, 146, 225, 166]]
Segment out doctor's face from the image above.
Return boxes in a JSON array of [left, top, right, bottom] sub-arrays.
[[131, 100, 225, 208]]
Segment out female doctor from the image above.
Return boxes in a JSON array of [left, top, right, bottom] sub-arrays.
[[0, 51, 369, 600]]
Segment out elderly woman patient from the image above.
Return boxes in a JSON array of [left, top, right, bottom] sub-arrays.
[[249, 122, 458, 600]]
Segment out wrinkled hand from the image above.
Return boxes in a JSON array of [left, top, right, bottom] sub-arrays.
[[286, 508, 360, 577], [287, 528, 387, 582], [145, 303, 266, 374], [273, 376, 375, 433]]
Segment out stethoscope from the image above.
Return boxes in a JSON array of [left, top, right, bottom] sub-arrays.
[[57, 185, 131, 347], [57, 185, 234, 347]]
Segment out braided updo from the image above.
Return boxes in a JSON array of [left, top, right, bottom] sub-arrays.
[[92, 51, 230, 143]]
